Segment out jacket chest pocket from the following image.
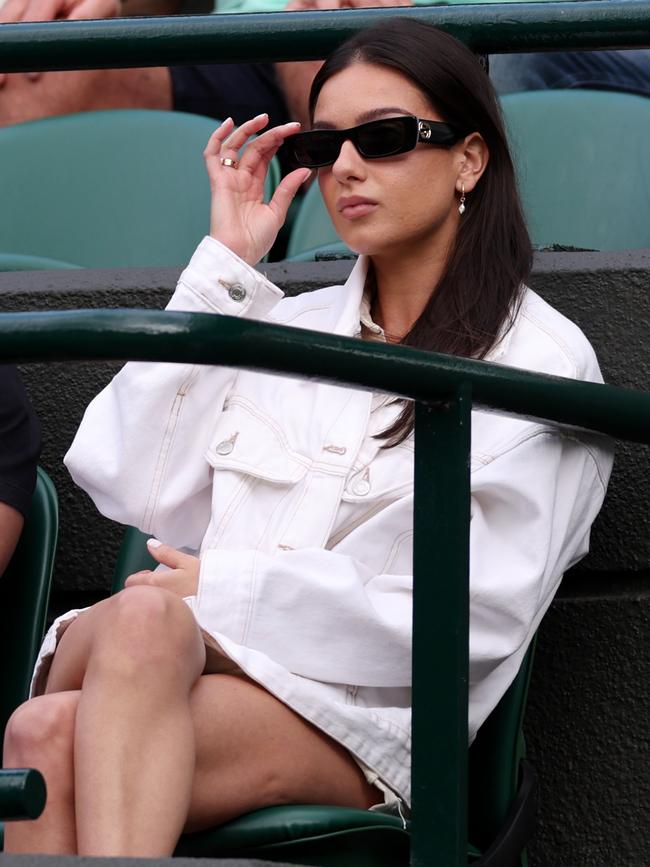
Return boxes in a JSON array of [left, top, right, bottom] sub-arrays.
[[204, 405, 310, 551]]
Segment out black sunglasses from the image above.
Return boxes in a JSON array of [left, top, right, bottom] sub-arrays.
[[284, 115, 464, 169]]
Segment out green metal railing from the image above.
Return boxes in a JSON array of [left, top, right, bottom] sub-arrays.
[[2, 309, 650, 866], [1, 0, 650, 72]]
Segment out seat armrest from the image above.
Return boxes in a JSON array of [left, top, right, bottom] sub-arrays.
[[0, 769, 46, 821]]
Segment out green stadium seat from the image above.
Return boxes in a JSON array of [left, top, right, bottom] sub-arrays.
[[0, 253, 82, 272], [0, 110, 280, 269], [112, 526, 537, 866], [286, 240, 353, 263], [285, 181, 340, 260], [501, 89, 650, 251], [0, 468, 59, 833]]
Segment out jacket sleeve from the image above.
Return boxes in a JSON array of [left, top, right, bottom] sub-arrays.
[[191, 423, 612, 693], [64, 237, 284, 549], [467, 424, 612, 733]]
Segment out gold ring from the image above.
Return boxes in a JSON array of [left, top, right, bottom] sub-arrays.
[[220, 157, 238, 168]]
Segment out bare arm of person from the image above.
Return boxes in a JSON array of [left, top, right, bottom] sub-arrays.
[[121, 0, 184, 12], [275, 0, 412, 129], [0, 66, 172, 127], [0, 501, 25, 579], [0, 0, 175, 123]]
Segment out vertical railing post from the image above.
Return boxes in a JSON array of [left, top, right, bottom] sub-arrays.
[[410, 385, 472, 867]]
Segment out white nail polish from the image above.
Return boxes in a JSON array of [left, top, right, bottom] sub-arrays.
[[147, 538, 163, 548]]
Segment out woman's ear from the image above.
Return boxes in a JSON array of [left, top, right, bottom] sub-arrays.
[[455, 132, 489, 194]]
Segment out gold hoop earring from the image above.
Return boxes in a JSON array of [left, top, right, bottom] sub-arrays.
[[458, 183, 466, 215]]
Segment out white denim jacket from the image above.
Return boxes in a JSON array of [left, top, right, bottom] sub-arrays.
[[55, 237, 612, 805]]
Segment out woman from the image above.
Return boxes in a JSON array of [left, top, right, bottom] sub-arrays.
[[4, 19, 612, 856]]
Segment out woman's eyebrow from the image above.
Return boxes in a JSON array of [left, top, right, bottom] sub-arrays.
[[311, 107, 413, 131]]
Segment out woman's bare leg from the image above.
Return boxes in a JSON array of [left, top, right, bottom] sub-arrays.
[[3, 692, 79, 854], [42, 586, 206, 856], [6, 589, 378, 856], [185, 673, 378, 832]]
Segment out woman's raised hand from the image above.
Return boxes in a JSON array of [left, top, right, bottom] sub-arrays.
[[205, 114, 312, 265]]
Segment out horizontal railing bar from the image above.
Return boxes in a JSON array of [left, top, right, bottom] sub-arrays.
[[2, 309, 649, 443], [1, 2, 650, 72]]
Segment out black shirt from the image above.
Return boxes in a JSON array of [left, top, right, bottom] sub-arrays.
[[0, 366, 42, 518]]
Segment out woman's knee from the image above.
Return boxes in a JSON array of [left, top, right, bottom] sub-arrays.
[[4, 693, 78, 765], [88, 586, 204, 680]]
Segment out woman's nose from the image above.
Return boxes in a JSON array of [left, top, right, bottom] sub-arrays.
[[331, 139, 366, 181]]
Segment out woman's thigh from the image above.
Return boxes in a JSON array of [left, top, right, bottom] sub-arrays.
[[45, 588, 205, 694], [186, 673, 378, 832], [44, 597, 116, 693]]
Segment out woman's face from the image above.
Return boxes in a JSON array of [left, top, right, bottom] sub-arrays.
[[314, 62, 470, 260]]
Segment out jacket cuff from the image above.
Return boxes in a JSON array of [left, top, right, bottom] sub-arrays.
[[194, 547, 257, 645], [170, 236, 284, 318]]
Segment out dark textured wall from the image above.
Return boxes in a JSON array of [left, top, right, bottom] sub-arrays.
[[1, 250, 649, 866]]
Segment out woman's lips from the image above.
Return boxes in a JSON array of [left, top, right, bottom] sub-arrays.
[[337, 197, 378, 220]]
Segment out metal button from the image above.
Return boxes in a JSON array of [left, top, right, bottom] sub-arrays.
[[352, 478, 371, 496], [323, 444, 347, 455], [227, 283, 246, 302], [215, 440, 234, 456]]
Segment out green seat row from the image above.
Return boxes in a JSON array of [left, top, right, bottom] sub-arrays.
[[2, 89, 649, 271], [0, 110, 280, 270]]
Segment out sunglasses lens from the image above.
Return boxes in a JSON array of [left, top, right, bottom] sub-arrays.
[[290, 131, 339, 168], [287, 117, 421, 167], [357, 118, 412, 158]]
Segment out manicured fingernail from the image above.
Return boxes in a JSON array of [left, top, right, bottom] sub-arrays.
[[147, 538, 162, 548], [255, 113, 269, 119]]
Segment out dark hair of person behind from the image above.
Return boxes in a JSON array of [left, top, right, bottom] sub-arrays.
[[309, 19, 533, 446]]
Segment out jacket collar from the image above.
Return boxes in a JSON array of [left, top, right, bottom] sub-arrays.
[[331, 255, 370, 337], [331, 254, 522, 365], [342, 255, 522, 363]]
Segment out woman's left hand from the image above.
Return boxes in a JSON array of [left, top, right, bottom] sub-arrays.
[[125, 540, 199, 598]]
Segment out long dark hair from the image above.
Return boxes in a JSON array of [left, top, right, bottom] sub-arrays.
[[309, 19, 532, 445]]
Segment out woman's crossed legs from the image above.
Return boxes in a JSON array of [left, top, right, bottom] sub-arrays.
[[3, 586, 377, 856]]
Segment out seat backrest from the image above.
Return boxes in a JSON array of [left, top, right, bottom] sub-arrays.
[[111, 526, 157, 595], [286, 240, 353, 263], [501, 89, 650, 251], [0, 253, 82, 272], [0, 467, 58, 738], [467, 639, 536, 853], [0, 110, 279, 269], [286, 180, 340, 259]]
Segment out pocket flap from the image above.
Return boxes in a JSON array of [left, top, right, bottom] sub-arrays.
[[206, 406, 309, 484]]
